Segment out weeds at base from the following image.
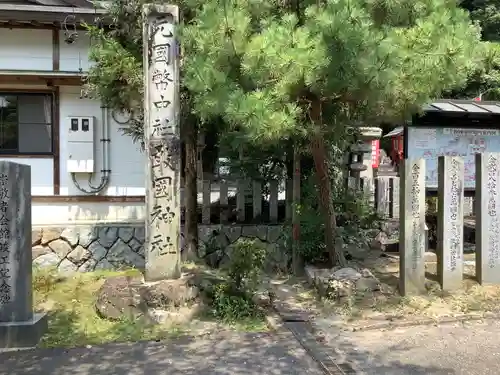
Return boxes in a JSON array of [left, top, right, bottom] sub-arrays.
[[33, 267, 267, 349]]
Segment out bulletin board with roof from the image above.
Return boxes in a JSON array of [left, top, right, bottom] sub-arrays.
[[404, 99, 500, 195]]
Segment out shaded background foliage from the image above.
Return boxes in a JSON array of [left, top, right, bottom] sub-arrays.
[[84, 0, 487, 266]]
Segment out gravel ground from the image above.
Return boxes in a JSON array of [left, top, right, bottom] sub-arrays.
[[321, 319, 500, 375], [0, 331, 324, 375]]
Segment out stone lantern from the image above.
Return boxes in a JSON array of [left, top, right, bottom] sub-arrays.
[[357, 127, 383, 183], [346, 127, 383, 191]]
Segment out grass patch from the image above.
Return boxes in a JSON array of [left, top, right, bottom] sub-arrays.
[[33, 266, 268, 349], [34, 267, 188, 348], [195, 308, 267, 333]]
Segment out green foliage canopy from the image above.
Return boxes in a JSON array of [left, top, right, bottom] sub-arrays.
[[181, 0, 482, 141], [85, 0, 483, 143], [452, 0, 500, 99]]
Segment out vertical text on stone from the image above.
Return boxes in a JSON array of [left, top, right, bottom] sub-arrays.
[[143, 4, 181, 281], [0, 173, 10, 305]]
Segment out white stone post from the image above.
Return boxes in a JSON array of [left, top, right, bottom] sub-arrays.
[[399, 158, 426, 296], [475, 153, 500, 284], [437, 156, 464, 291], [143, 4, 181, 281]]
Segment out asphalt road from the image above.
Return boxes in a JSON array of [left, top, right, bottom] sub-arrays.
[[0, 332, 324, 375], [6, 319, 500, 375], [321, 319, 500, 375]]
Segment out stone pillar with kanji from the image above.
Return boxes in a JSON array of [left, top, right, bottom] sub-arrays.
[[143, 4, 181, 281]]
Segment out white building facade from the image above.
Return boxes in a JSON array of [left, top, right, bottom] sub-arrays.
[[0, 5, 146, 227]]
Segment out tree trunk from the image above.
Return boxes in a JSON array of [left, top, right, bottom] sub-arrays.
[[184, 121, 198, 261], [309, 99, 346, 267], [291, 145, 302, 274]]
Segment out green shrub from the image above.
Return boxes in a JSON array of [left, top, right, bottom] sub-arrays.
[[209, 239, 267, 322], [338, 188, 382, 248], [211, 282, 262, 322], [224, 238, 267, 290], [295, 174, 382, 265]]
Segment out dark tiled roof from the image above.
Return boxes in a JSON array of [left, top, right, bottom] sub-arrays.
[[423, 99, 500, 114]]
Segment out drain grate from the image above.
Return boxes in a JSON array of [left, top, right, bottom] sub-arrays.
[[284, 322, 358, 375], [336, 362, 357, 375]]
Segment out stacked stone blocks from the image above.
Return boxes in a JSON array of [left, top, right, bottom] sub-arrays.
[[31, 224, 289, 273]]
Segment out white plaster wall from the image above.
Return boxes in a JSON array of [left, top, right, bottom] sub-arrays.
[[59, 86, 146, 196], [0, 29, 52, 71], [0, 158, 53, 195], [59, 31, 93, 72], [33, 86, 147, 225], [0, 28, 93, 72], [0, 84, 147, 225], [0, 26, 147, 225], [32, 202, 146, 226]]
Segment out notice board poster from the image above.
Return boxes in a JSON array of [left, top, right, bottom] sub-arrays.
[[407, 127, 500, 189]]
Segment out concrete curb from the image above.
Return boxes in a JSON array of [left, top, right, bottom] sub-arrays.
[[265, 312, 287, 332], [344, 312, 500, 332]]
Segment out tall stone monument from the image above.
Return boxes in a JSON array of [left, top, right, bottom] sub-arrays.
[[399, 158, 426, 296], [0, 161, 47, 348], [475, 153, 500, 284], [437, 156, 464, 291], [143, 4, 181, 281]]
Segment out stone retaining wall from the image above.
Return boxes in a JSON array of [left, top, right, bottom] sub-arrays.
[[32, 224, 290, 273]]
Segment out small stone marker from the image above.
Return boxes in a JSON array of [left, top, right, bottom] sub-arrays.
[[437, 156, 464, 291], [375, 177, 391, 217], [399, 158, 426, 296], [0, 161, 47, 348], [475, 153, 500, 284], [391, 177, 400, 219], [143, 4, 181, 281]]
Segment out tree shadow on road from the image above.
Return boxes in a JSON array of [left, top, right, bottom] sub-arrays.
[[0, 307, 455, 375], [329, 329, 456, 375], [0, 309, 320, 375]]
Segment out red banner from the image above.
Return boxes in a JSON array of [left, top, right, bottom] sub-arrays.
[[371, 140, 380, 168]]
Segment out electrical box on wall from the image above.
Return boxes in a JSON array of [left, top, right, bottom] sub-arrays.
[[67, 116, 95, 173]]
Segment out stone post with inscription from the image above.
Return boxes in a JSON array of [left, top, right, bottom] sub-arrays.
[[0, 161, 47, 348], [399, 158, 426, 296], [437, 156, 464, 291], [143, 4, 181, 281], [475, 153, 500, 284]]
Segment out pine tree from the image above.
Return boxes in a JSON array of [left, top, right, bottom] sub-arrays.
[[181, 0, 483, 265], [86, 0, 483, 267]]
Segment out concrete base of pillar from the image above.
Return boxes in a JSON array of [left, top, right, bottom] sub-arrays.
[[0, 312, 48, 349]]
